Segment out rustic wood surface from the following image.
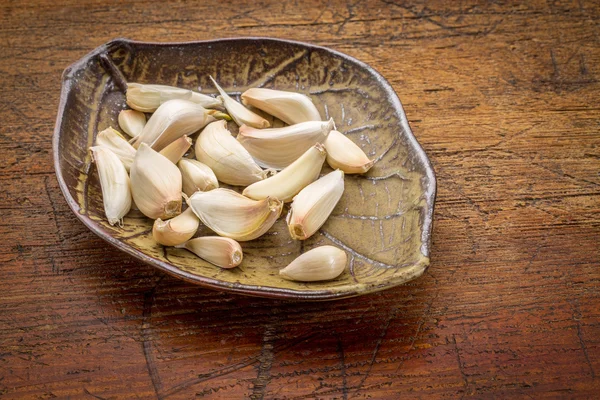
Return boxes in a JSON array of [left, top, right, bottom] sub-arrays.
[[1, 0, 599, 398]]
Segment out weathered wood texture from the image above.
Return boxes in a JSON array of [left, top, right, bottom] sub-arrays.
[[1, 0, 599, 398]]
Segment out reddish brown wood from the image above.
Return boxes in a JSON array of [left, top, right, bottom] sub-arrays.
[[1, 0, 599, 398]]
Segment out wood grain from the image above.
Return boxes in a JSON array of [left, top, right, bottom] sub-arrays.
[[1, 0, 599, 398]]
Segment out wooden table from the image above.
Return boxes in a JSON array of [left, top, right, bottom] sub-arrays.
[[2, 1, 599, 398]]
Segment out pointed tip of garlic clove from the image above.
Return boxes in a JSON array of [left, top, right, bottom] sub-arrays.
[[325, 117, 336, 132], [159, 135, 192, 164], [279, 245, 347, 282], [206, 109, 233, 121], [209, 76, 270, 129]]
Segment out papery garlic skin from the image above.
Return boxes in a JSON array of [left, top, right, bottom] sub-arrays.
[[132, 99, 216, 151], [89, 146, 132, 227], [287, 170, 345, 240], [324, 130, 374, 174], [177, 237, 243, 269], [95, 127, 136, 172], [187, 188, 283, 241], [279, 246, 347, 282], [118, 109, 146, 138], [237, 118, 334, 170], [195, 120, 267, 186], [242, 143, 327, 203], [130, 143, 182, 220], [178, 158, 219, 196], [126, 83, 222, 112], [152, 207, 199, 246], [241, 88, 321, 125], [159, 135, 192, 164], [209, 77, 270, 128]]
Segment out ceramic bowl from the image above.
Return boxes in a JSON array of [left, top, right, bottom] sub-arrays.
[[53, 38, 436, 300]]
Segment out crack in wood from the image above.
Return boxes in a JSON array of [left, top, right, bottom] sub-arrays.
[[453, 334, 469, 398], [141, 276, 165, 399], [161, 331, 320, 399], [572, 302, 596, 380], [350, 308, 396, 398], [249, 311, 281, 399], [337, 336, 349, 400]]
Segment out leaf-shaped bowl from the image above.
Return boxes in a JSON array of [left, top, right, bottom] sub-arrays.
[[53, 38, 436, 300]]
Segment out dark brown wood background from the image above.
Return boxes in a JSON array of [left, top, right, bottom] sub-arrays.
[[1, 0, 599, 398]]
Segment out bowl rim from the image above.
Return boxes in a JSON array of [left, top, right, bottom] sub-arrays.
[[53, 37, 437, 300]]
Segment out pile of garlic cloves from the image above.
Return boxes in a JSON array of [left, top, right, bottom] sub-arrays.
[[90, 80, 374, 282]]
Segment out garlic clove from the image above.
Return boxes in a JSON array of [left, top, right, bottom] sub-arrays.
[[176, 236, 243, 269], [177, 158, 219, 196], [187, 188, 282, 241], [130, 143, 183, 220], [241, 88, 321, 125], [131, 99, 216, 151], [279, 245, 347, 282], [118, 109, 146, 138], [159, 135, 192, 164], [95, 127, 136, 172], [287, 169, 345, 240], [126, 83, 222, 112], [152, 207, 199, 246], [209, 77, 270, 128], [237, 118, 334, 169], [242, 143, 327, 202], [324, 130, 374, 174], [89, 146, 132, 227], [195, 120, 268, 186]]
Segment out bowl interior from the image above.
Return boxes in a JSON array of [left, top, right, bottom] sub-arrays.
[[54, 38, 435, 300]]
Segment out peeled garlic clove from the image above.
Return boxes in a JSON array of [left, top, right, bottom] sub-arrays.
[[126, 83, 222, 112], [324, 130, 374, 174], [131, 99, 216, 151], [243, 143, 327, 202], [95, 127, 136, 172], [195, 120, 268, 186], [118, 109, 146, 138], [187, 188, 282, 241], [130, 143, 182, 219], [89, 146, 132, 227], [287, 170, 345, 240], [152, 207, 199, 246], [241, 88, 321, 125], [209, 76, 269, 128], [176, 236, 243, 269], [279, 246, 347, 282], [237, 118, 334, 169], [159, 135, 192, 164], [178, 158, 219, 196]]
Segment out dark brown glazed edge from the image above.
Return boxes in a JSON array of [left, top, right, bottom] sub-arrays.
[[53, 37, 437, 301]]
